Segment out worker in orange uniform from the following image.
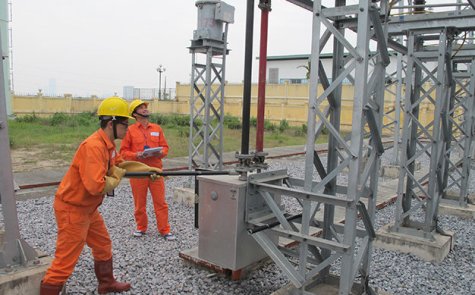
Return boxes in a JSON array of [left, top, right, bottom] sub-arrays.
[[120, 99, 176, 241], [40, 96, 162, 295]]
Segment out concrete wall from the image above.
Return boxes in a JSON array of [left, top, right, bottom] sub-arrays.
[[12, 82, 441, 132]]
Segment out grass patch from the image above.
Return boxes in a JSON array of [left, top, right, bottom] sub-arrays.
[[9, 113, 333, 166]]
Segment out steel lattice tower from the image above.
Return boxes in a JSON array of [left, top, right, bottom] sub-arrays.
[[188, 1, 234, 170]]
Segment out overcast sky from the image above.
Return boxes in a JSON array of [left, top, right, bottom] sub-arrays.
[[11, 0, 314, 97]]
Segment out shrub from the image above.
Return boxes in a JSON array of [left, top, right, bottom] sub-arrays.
[[16, 113, 40, 123], [152, 114, 169, 125], [250, 117, 257, 127], [279, 119, 290, 133], [170, 114, 190, 127], [264, 119, 275, 131], [50, 113, 69, 126], [224, 115, 242, 129], [301, 124, 308, 133]]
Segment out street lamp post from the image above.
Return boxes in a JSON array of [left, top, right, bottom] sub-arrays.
[[156, 64, 166, 100]]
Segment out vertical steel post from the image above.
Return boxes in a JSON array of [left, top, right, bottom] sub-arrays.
[[0, 32, 37, 268]]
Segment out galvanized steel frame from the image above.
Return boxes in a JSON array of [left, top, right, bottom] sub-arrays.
[[392, 28, 456, 238], [441, 56, 475, 207], [248, 0, 388, 293], [188, 25, 229, 170], [0, 32, 38, 269]]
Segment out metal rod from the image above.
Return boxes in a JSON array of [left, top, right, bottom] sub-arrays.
[[248, 213, 302, 234], [256, 0, 270, 153], [241, 0, 255, 155], [124, 170, 236, 178]]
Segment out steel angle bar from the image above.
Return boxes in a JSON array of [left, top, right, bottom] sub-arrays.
[[318, 60, 335, 106], [316, 58, 357, 106], [285, 0, 313, 11], [320, 16, 362, 61], [271, 227, 350, 254], [313, 150, 327, 180], [258, 191, 294, 231], [315, 105, 331, 138], [314, 157, 351, 193], [253, 231, 306, 288], [351, 236, 370, 282], [387, 10, 475, 35], [360, 151, 377, 188], [287, 177, 348, 196], [363, 108, 385, 155], [305, 252, 341, 279], [328, 222, 367, 238], [252, 182, 351, 207], [321, 5, 360, 18], [315, 107, 354, 157], [369, 8, 390, 67]]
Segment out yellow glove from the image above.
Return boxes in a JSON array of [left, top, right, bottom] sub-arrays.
[[102, 166, 126, 194], [118, 161, 162, 180]]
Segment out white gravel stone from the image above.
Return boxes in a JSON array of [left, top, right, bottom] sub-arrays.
[[15, 153, 475, 294]]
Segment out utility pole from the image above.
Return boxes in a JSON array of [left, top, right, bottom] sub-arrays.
[[156, 64, 165, 100]]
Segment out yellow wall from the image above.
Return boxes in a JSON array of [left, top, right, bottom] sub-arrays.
[[13, 82, 440, 132]]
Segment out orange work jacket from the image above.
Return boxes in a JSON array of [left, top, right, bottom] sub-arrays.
[[54, 128, 123, 213], [119, 122, 169, 169]]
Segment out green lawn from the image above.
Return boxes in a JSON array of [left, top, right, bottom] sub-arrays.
[[8, 113, 322, 164]]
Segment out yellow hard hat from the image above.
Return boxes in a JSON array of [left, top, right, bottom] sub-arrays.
[[129, 99, 149, 116], [97, 96, 133, 119]]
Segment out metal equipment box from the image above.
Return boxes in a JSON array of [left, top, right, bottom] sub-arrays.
[[197, 175, 268, 270]]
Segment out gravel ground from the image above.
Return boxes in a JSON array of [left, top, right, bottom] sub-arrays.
[[16, 154, 475, 295]]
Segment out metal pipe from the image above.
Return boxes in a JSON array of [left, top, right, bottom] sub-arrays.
[[248, 213, 302, 234], [256, 0, 271, 153], [241, 0, 255, 155], [124, 170, 236, 178]]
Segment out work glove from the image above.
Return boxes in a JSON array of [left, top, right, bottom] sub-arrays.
[[118, 161, 162, 180], [102, 166, 126, 194]]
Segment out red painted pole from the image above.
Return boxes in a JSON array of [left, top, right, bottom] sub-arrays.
[[256, 0, 271, 153]]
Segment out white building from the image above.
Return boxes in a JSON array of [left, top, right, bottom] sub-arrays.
[[263, 53, 408, 85]]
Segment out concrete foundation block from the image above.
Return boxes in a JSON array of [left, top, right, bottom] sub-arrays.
[[0, 256, 53, 295], [381, 162, 421, 178], [439, 203, 475, 219], [173, 187, 196, 207], [271, 274, 391, 295], [373, 224, 454, 263], [380, 165, 399, 178]]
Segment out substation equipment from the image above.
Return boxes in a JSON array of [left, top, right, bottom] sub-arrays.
[[186, 0, 475, 295], [188, 0, 235, 170]]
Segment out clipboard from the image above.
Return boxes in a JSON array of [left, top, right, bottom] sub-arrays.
[[142, 147, 163, 157]]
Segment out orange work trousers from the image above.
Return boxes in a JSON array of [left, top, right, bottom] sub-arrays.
[[42, 209, 112, 285], [130, 177, 170, 235]]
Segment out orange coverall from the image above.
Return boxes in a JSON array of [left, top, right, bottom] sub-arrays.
[[43, 129, 123, 285], [119, 122, 170, 235]]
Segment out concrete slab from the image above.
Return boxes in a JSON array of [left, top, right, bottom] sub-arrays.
[[179, 247, 269, 281], [438, 203, 475, 219], [373, 224, 454, 263], [271, 274, 392, 295], [0, 255, 53, 295]]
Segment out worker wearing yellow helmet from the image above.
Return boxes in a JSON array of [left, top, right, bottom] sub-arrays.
[[120, 99, 175, 240], [40, 96, 161, 294]]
